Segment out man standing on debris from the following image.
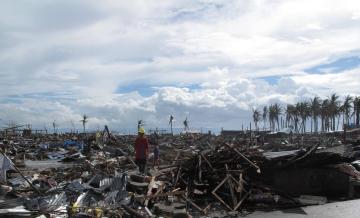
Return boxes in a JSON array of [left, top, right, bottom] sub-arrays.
[[135, 127, 149, 174]]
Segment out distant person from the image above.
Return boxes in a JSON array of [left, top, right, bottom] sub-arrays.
[[135, 128, 149, 174], [153, 144, 160, 169]]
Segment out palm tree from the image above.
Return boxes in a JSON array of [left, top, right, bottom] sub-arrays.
[[297, 101, 310, 133], [137, 120, 143, 132], [52, 120, 57, 134], [310, 96, 321, 133], [273, 103, 282, 131], [285, 104, 295, 130], [269, 104, 282, 132], [353, 96, 360, 126], [252, 109, 261, 131], [268, 105, 275, 132], [342, 95, 353, 128], [70, 120, 76, 133], [80, 115, 88, 133], [328, 94, 340, 131], [183, 117, 189, 131], [44, 123, 48, 134], [169, 115, 174, 134], [262, 106, 268, 130], [321, 99, 332, 132]]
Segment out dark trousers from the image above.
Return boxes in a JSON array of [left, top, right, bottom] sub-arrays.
[[135, 158, 147, 174]]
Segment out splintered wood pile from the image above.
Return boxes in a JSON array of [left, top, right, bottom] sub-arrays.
[[171, 143, 261, 212]]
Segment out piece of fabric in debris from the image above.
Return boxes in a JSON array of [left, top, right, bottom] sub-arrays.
[[0, 153, 15, 182]]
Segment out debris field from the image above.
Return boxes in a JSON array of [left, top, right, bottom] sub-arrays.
[[1, 128, 360, 218]]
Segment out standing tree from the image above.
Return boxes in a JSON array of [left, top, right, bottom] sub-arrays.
[[269, 105, 275, 132], [80, 115, 88, 133], [183, 117, 189, 131], [298, 101, 310, 133], [252, 109, 261, 131], [285, 104, 295, 131], [44, 123, 48, 134], [329, 94, 340, 131], [342, 95, 353, 127], [310, 96, 321, 133], [169, 115, 174, 134], [320, 99, 331, 132], [274, 103, 282, 131], [262, 106, 268, 130], [137, 120, 143, 132], [70, 120, 76, 133], [269, 104, 281, 132], [353, 96, 360, 126], [52, 120, 57, 134]]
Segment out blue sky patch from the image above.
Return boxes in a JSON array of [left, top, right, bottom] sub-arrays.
[[116, 84, 156, 97], [5, 92, 73, 100], [116, 83, 202, 97], [260, 76, 280, 85], [183, 83, 201, 90], [306, 56, 360, 73]]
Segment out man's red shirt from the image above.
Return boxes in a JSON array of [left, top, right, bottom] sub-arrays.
[[135, 136, 149, 159]]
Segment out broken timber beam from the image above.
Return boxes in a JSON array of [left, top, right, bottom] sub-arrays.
[[224, 143, 261, 173], [143, 191, 186, 199]]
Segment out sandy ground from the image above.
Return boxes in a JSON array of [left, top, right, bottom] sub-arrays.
[[246, 199, 360, 218]]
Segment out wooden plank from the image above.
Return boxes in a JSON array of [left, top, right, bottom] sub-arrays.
[[122, 205, 145, 218], [200, 152, 214, 171], [143, 191, 186, 199], [211, 175, 233, 211], [198, 155, 202, 182], [144, 177, 156, 207], [224, 143, 261, 173], [175, 166, 182, 186], [225, 164, 237, 208], [233, 192, 249, 211]]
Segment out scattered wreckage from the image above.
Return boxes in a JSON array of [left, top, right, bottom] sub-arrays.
[[0, 130, 360, 217]]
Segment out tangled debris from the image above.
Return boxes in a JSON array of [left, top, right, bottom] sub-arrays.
[[0, 128, 360, 217]]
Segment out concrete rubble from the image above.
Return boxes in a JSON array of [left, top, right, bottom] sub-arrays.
[[0, 128, 360, 217]]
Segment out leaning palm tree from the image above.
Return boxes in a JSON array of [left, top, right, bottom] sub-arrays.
[[252, 109, 261, 131], [169, 115, 174, 134], [80, 115, 88, 133]]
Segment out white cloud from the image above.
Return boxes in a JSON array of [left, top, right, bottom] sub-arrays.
[[0, 0, 360, 131]]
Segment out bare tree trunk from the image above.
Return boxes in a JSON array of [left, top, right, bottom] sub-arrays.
[[357, 105, 360, 125]]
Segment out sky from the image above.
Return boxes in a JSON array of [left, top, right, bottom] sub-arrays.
[[1, 0, 360, 132]]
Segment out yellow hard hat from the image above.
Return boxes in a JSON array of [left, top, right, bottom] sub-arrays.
[[138, 127, 145, 134]]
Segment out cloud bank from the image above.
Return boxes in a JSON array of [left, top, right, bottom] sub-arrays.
[[1, 0, 360, 132]]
